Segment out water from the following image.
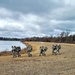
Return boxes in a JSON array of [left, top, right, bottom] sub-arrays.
[[0, 41, 26, 52]]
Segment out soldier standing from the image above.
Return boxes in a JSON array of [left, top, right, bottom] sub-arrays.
[[42, 46, 48, 56], [39, 46, 44, 56], [17, 46, 21, 57], [39, 46, 48, 56], [27, 45, 32, 57], [52, 45, 57, 55], [12, 46, 17, 58], [57, 45, 61, 55]]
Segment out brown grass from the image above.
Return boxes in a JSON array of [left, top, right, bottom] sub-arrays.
[[0, 48, 27, 56], [0, 42, 75, 75]]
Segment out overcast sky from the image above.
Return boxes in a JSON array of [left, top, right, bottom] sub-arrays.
[[0, 0, 75, 38]]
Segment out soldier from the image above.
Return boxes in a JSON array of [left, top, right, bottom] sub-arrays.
[[39, 46, 48, 56], [52, 45, 57, 55], [42, 46, 48, 56], [57, 45, 61, 55], [12, 46, 17, 58], [27, 45, 32, 57], [39, 46, 44, 56], [16, 46, 21, 57]]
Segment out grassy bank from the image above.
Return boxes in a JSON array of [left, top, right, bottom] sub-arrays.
[[0, 42, 75, 75]]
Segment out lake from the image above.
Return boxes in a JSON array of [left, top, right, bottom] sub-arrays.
[[0, 41, 26, 52]]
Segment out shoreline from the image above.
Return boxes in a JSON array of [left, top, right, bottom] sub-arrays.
[[0, 41, 33, 56], [0, 41, 26, 56], [0, 41, 75, 56]]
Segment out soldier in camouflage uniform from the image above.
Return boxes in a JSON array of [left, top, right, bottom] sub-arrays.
[[39, 46, 48, 56], [16, 46, 21, 57], [52, 45, 57, 55], [12, 46, 17, 58], [27, 45, 32, 57], [52, 44, 61, 55], [39, 46, 44, 56], [56, 45, 61, 55], [42, 46, 48, 56]]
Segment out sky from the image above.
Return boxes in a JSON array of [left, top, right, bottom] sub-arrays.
[[0, 0, 75, 38]]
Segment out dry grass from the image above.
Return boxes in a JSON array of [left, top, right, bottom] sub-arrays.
[[0, 42, 75, 75], [0, 48, 27, 56]]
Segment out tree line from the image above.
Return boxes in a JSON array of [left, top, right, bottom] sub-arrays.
[[0, 37, 21, 41], [0, 31, 75, 43], [22, 31, 75, 43]]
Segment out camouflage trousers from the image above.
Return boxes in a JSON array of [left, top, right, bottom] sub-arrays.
[[57, 50, 60, 55], [27, 52, 32, 57], [52, 49, 60, 55], [17, 51, 21, 57], [39, 51, 46, 56], [52, 50, 57, 55], [12, 51, 21, 58], [12, 51, 17, 58]]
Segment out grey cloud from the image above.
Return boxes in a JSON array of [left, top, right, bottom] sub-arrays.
[[55, 21, 75, 31], [0, 0, 63, 15], [49, 6, 75, 20], [0, 0, 75, 38]]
